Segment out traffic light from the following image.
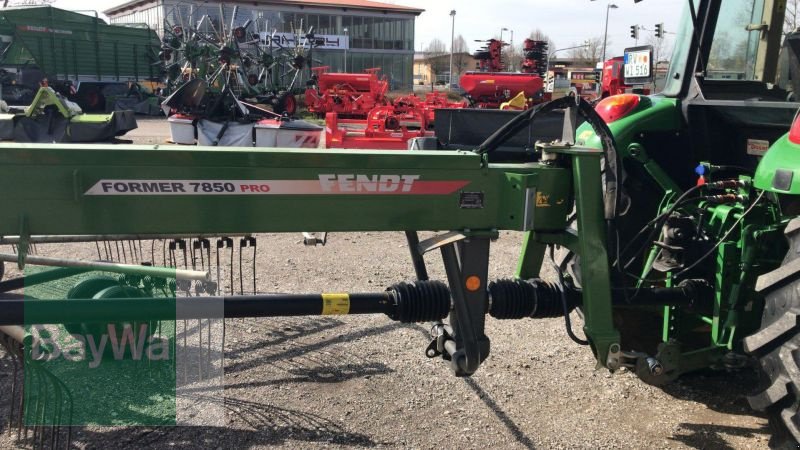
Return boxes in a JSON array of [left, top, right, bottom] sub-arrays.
[[655, 23, 664, 38], [630, 25, 639, 40]]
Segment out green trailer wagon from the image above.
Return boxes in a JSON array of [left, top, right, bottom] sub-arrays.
[[0, 5, 161, 112]]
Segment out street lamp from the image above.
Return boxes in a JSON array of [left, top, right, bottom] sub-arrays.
[[591, 0, 618, 65], [502, 27, 514, 71], [343, 27, 349, 72], [545, 43, 590, 92], [449, 10, 456, 89]]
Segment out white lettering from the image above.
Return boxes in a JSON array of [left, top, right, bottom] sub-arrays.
[[356, 174, 378, 192], [379, 175, 401, 192], [146, 336, 170, 360], [108, 324, 148, 361], [400, 175, 420, 192], [319, 174, 336, 192], [338, 174, 355, 192], [86, 333, 108, 369], [62, 334, 86, 362], [31, 325, 60, 361]]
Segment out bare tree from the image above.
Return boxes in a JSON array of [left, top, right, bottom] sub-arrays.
[[645, 34, 673, 64], [527, 29, 556, 54], [451, 35, 471, 78], [787, 0, 800, 33], [505, 29, 557, 73], [568, 36, 605, 65], [424, 38, 449, 85]]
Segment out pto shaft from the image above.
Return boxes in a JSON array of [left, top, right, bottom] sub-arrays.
[[0, 280, 451, 326]]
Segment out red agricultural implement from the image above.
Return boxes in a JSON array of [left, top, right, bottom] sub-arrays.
[[325, 105, 433, 150], [393, 92, 467, 124], [304, 66, 390, 118], [460, 39, 550, 109]]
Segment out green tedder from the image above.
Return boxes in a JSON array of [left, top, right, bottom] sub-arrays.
[[6, 0, 800, 446]]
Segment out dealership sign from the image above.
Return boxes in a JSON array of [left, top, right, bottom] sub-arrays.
[[260, 32, 349, 50]]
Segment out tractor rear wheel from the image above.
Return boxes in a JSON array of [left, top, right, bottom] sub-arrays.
[[745, 217, 800, 444]]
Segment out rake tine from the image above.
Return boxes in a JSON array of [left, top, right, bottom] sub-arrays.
[[238, 239, 244, 296], [189, 238, 196, 271], [94, 241, 102, 260], [251, 237, 257, 295]]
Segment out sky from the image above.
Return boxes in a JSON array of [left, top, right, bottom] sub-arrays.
[[51, 0, 687, 57]]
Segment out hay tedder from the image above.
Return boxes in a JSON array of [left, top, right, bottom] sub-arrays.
[[8, 0, 800, 446]]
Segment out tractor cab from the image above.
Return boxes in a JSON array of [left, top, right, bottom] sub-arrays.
[[660, 0, 796, 188]]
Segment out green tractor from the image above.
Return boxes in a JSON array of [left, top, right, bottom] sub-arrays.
[[557, 0, 800, 441]]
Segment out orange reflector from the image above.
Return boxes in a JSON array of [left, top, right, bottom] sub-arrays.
[[790, 109, 800, 144], [465, 276, 482, 292], [595, 94, 640, 123]]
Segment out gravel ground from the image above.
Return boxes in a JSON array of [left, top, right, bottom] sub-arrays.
[[0, 119, 774, 449]]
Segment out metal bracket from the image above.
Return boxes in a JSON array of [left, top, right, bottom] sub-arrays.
[[417, 231, 467, 255], [439, 237, 491, 376]]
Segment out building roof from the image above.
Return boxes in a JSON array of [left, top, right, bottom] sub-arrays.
[[105, 0, 424, 16]]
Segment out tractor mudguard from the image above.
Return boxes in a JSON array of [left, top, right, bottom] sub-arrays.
[[576, 95, 682, 156], [754, 134, 800, 194]]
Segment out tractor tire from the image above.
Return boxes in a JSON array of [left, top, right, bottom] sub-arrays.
[[745, 217, 800, 445], [273, 92, 297, 116]]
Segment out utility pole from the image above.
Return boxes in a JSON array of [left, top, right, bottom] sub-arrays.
[[449, 10, 456, 89], [343, 27, 348, 72], [601, 3, 618, 65]]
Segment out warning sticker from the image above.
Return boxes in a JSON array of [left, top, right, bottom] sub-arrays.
[[746, 139, 770, 156], [321, 293, 350, 315]]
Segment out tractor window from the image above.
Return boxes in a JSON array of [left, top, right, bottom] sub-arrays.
[[706, 0, 764, 81]]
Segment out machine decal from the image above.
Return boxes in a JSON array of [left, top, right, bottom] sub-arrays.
[[85, 177, 470, 196], [747, 139, 770, 156], [321, 293, 351, 315], [536, 192, 551, 207], [459, 192, 485, 209]]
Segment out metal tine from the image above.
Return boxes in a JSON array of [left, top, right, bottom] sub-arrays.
[[238, 238, 245, 296], [189, 238, 197, 271], [250, 237, 257, 295], [115, 241, 122, 262], [121, 240, 129, 264], [239, 236, 257, 295], [43, 365, 73, 450], [94, 241, 102, 260], [31, 366, 42, 449]]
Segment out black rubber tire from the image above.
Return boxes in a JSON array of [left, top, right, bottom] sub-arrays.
[[272, 92, 297, 116], [745, 217, 800, 445]]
